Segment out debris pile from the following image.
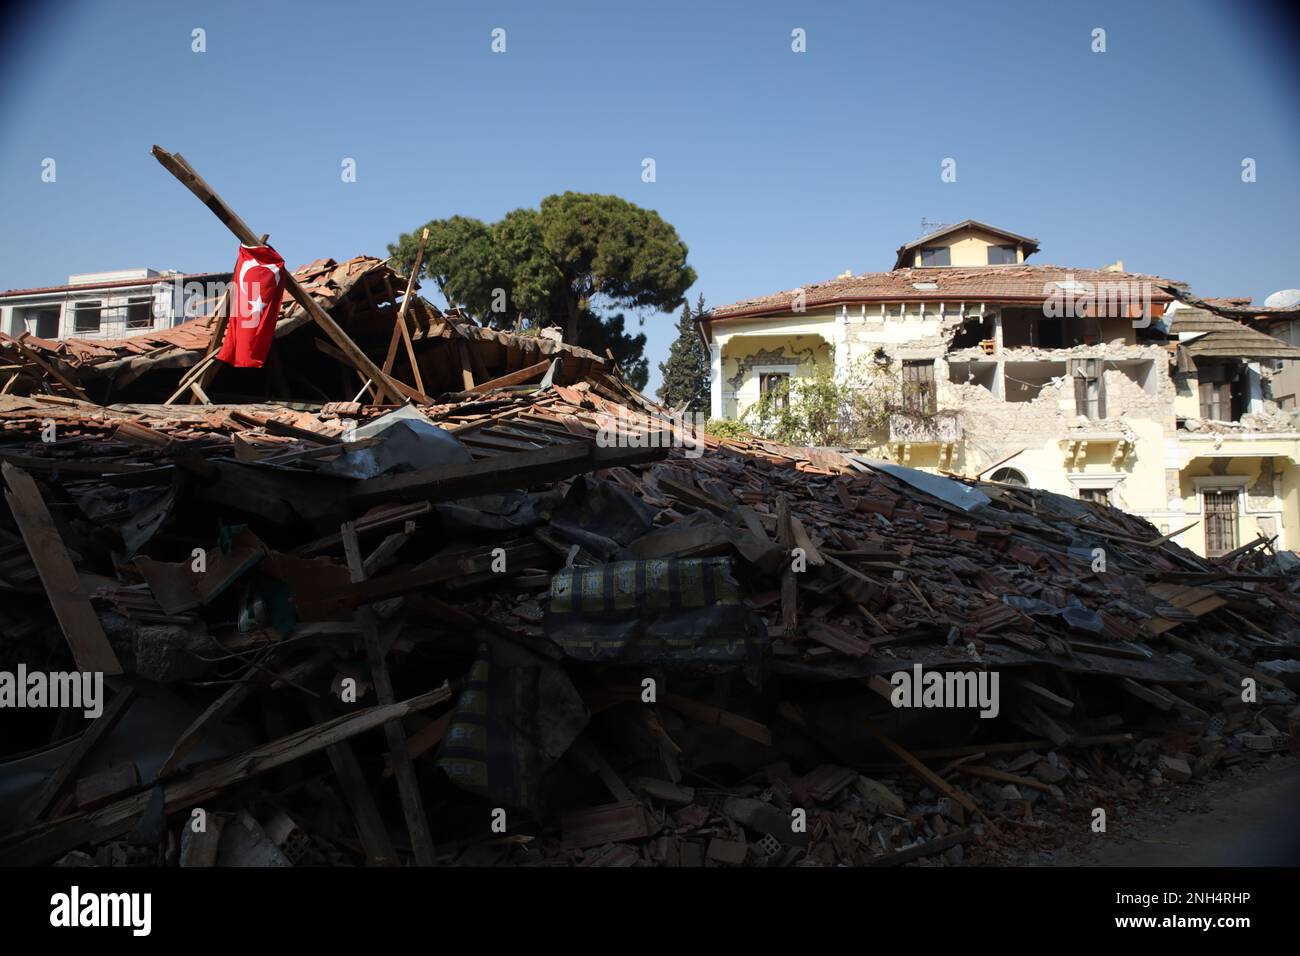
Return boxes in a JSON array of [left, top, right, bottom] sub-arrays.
[[0, 147, 1295, 867], [1, 326, 1297, 866]]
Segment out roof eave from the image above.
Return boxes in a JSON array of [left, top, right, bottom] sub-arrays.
[[711, 290, 1174, 324]]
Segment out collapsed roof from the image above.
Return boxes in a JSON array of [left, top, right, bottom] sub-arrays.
[[0, 255, 608, 406], [0, 360, 1296, 866]]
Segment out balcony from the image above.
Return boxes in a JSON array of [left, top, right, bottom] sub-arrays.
[[1060, 427, 1135, 470], [888, 410, 961, 468]]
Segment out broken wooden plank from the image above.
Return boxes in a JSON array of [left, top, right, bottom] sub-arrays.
[[22, 686, 137, 826], [468, 359, 552, 394], [308, 700, 399, 867], [955, 764, 1050, 791], [2, 463, 122, 674], [340, 520, 437, 866], [0, 686, 453, 866], [775, 494, 797, 637]]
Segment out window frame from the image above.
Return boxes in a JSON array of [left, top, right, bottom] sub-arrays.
[[919, 246, 951, 267], [989, 467, 1028, 487], [1192, 477, 1250, 558], [126, 295, 154, 331], [1068, 473, 1123, 509], [758, 371, 791, 411], [1202, 488, 1242, 557], [900, 359, 937, 415], [1072, 358, 1106, 419], [72, 300, 102, 334], [987, 244, 1018, 265]]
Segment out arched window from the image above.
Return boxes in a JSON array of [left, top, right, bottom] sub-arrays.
[[989, 467, 1028, 487]]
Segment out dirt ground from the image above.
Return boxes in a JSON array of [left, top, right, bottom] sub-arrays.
[[1026, 755, 1300, 867]]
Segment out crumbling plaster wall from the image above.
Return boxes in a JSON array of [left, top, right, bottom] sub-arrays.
[[849, 312, 1177, 516]]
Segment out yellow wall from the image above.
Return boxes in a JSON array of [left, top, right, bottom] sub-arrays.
[[909, 225, 1025, 267], [1174, 452, 1298, 553], [716, 314, 835, 419]]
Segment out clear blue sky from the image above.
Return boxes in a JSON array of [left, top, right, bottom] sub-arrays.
[[2, 0, 1298, 394]]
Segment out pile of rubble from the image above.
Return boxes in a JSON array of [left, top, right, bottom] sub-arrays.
[[0, 147, 1295, 867], [0, 336, 1297, 866]]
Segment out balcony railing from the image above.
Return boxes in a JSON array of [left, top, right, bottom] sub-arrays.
[[888, 411, 962, 443]]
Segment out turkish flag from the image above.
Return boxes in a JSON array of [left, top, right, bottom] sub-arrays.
[[217, 244, 286, 368]]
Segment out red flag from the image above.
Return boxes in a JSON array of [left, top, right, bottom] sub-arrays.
[[217, 244, 286, 368]]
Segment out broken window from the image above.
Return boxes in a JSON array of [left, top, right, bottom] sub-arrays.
[[948, 360, 997, 394], [73, 301, 102, 334], [1196, 361, 1247, 422], [1037, 318, 1064, 348], [987, 244, 1017, 265], [759, 372, 789, 411], [1072, 358, 1106, 419], [126, 296, 153, 330], [950, 311, 994, 350], [920, 247, 950, 267], [1078, 487, 1111, 507], [19, 306, 60, 338], [1203, 490, 1240, 556], [901, 360, 937, 414], [990, 467, 1027, 486], [1005, 360, 1065, 404]]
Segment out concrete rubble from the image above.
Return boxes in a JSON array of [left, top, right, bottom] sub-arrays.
[[1, 272, 1297, 865]]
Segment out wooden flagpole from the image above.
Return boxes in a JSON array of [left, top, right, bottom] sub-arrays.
[[150, 146, 431, 405]]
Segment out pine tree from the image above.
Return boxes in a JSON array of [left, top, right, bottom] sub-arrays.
[[657, 294, 710, 412]]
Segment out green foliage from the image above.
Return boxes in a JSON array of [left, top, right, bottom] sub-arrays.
[[704, 418, 752, 440], [388, 193, 696, 392], [657, 294, 710, 412], [740, 357, 900, 447]]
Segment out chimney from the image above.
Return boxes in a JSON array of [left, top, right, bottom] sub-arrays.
[[1101, 259, 1124, 273]]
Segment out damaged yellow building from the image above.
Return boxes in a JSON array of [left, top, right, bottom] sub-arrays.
[[701, 220, 1300, 557]]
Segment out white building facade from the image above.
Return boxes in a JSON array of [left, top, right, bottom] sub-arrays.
[[0, 268, 229, 341]]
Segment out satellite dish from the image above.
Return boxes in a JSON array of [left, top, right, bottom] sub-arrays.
[[1264, 289, 1300, 309]]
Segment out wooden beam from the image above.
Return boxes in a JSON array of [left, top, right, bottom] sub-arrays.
[[350, 441, 667, 507], [955, 764, 1050, 791], [22, 686, 137, 826], [382, 276, 425, 396], [308, 698, 399, 866], [157, 650, 332, 779], [456, 340, 477, 390], [775, 494, 797, 637], [468, 359, 551, 394], [839, 710, 989, 827], [0, 336, 90, 401], [0, 687, 452, 866], [383, 227, 428, 382], [340, 521, 437, 865], [2, 463, 121, 674], [150, 146, 430, 405]]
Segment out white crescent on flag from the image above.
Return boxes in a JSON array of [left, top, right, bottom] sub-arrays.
[[237, 258, 281, 328]]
